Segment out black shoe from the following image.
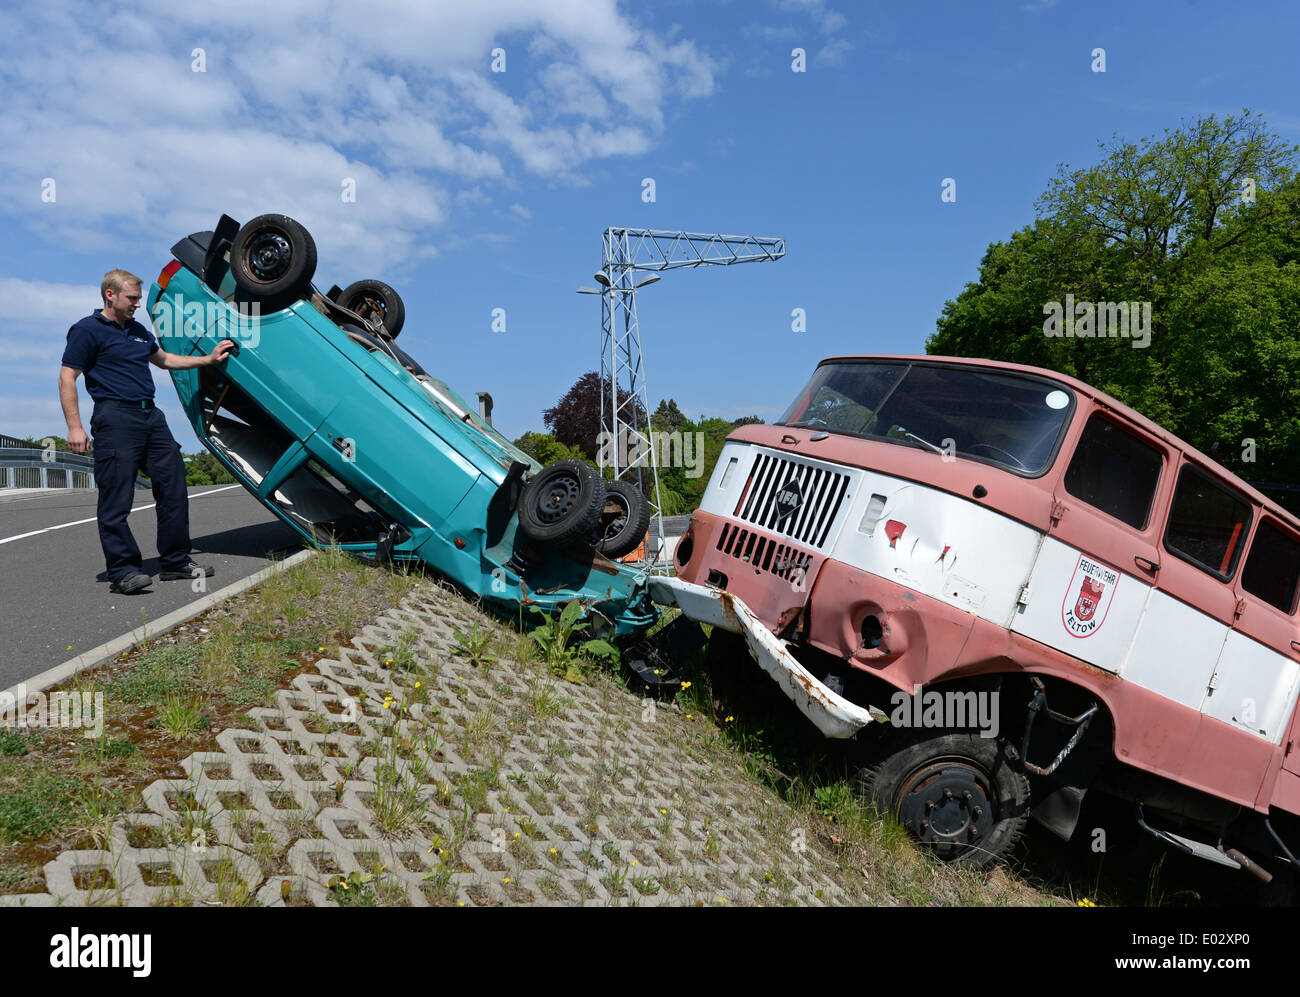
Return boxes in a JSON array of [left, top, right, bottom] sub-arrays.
[[159, 560, 215, 581], [109, 571, 153, 594]]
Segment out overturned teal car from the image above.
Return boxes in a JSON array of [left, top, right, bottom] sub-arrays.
[[146, 212, 657, 635]]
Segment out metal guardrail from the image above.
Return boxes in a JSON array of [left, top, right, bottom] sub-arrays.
[[0, 448, 150, 490]]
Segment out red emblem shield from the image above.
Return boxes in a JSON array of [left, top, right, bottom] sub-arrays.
[[1074, 577, 1104, 621]]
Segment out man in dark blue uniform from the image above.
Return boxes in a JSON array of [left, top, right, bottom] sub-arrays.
[[60, 269, 236, 594]]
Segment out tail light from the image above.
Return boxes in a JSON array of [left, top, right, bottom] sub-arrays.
[[156, 259, 183, 292]]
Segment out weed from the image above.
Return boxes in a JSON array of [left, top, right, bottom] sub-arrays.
[[528, 600, 618, 683], [157, 693, 209, 741], [453, 621, 497, 669]]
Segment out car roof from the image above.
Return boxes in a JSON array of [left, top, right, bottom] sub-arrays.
[[817, 353, 1300, 534]]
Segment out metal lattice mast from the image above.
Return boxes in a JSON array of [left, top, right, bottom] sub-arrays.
[[583, 227, 786, 568]]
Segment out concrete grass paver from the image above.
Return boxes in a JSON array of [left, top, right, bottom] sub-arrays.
[[2, 584, 856, 906]]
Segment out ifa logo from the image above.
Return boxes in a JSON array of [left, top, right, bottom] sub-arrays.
[[1061, 555, 1120, 638]]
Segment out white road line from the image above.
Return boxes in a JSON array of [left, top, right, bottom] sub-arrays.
[[0, 484, 243, 546]]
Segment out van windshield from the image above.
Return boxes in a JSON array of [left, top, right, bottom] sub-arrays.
[[778, 360, 1075, 475]]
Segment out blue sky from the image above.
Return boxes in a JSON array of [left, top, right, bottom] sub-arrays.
[[2, 0, 1297, 452]]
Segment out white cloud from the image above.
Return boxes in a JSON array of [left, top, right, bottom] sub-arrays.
[[0, 278, 100, 326], [0, 0, 719, 272], [774, 0, 847, 35], [509, 202, 533, 219], [815, 38, 853, 68]]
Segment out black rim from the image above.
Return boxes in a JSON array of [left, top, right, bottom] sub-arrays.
[[895, 757, 996, 851], [534, 472, 581, 525], [244, 229, 293, 283]]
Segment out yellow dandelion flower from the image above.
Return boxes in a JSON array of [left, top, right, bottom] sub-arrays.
[[725, 715, 734, 722], [659, 809, 667, 814], [630, 859, 638, 866], [549, 848, 558, 855], [414, 682, 421, 689], [513, 832, 520, 839], [686, 714, 693, 719], [681, 681, 692, 689], [503, 877, 510, 884]]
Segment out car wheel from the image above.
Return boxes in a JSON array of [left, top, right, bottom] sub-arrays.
[[853, 730, 1030, 869], [229, 214, 317, 308], [517, 459, 605, 546], [338, 279, 405, 338], [594, 480, 651, 559]]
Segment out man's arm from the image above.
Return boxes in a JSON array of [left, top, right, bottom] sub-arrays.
[[59, 366, 89, 454], [148, 339, 237, 370]]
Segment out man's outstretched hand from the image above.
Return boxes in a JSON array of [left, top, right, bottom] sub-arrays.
[[210, 339, 239, 363]]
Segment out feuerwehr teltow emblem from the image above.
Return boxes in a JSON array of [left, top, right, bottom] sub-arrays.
[[773, 479, 803, 521]]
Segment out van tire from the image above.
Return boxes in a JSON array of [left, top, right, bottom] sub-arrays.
[[853, 729, 1030, 869]]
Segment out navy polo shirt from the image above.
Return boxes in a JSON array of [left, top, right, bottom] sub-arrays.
[[62, 310, 160, 403]]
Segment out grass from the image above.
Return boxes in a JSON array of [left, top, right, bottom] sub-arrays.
[[0, 548, 421, 895], [157, 694, 208, 741]]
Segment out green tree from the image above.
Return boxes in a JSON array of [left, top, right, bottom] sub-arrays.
[[185, 450, 236, 485], [511, 431, 588, 465], [929, 110, 1300, 492]]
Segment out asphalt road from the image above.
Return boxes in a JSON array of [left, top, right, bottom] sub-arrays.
[[0, 485, 301, 690]]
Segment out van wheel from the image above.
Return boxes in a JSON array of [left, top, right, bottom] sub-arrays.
[[338, 279, 405, 338], [853, 730, 1030, 869], [518, 459, 605, 546], [229, 214, 317, 308], [594, 480, 651, 559]]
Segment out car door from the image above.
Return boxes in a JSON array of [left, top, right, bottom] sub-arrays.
[[1012, 408, 1167, 674]]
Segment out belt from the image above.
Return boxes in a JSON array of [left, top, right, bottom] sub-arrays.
[[97, 399, 155, 409]]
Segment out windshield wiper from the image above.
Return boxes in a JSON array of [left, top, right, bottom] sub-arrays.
[[895, 426, 946, 455]]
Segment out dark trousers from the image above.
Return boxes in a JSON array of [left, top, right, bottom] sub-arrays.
[[90, 401, 191, 581]]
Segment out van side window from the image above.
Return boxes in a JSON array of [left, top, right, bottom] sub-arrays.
[[1241, 518, 1300, 613], [1165, 465, 1252, 579], [1062, 415, 1162, 529]]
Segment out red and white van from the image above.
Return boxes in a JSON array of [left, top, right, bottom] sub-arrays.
[[653, 355, 1300, 878]]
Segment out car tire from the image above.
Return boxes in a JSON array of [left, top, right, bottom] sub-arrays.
[[852, 729, 1030, 869], [229, 214, 317, 308], [338, 279, 405, 338], [518, 459, 605, 546], [594, 480, 651, 559]]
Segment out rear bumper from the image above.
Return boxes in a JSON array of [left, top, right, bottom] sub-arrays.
[[649, 575, 879, 738]]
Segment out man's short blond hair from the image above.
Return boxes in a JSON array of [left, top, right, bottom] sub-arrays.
[[101, 268, 142, 302]]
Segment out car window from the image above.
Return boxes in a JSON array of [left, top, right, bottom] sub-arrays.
[[1165, 464, 1252, 580], [268, 460, 385, 544], [1241, 518, 1300, 613], [1062, 415, 1162, 530]]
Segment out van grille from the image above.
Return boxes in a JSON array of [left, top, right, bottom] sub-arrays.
[[732, 452, 850, 550], [715, 523, 813, 586]]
